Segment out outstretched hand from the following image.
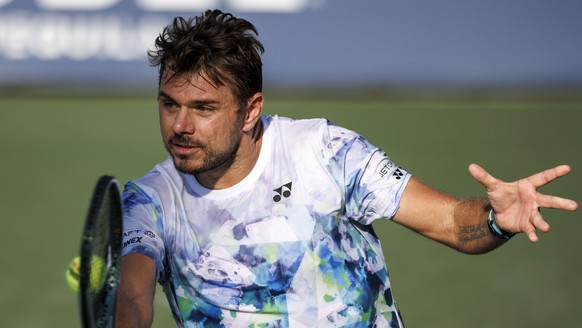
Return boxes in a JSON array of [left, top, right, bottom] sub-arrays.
[[468, 163, 579, 243]]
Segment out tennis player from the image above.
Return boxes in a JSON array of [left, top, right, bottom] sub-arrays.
[[117, 9, 578, 328]]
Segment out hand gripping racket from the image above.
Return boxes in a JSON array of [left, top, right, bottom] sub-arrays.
[[79, 176, 123, 328]]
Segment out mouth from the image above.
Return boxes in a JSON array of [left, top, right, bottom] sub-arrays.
[[173, 143, 193, 154], [169, 136, 203, 157]]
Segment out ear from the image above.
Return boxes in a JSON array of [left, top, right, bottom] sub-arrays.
[[242, 92, 264, 133]]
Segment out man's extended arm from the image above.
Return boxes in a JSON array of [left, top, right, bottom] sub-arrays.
[[393, 164, 578, 254]]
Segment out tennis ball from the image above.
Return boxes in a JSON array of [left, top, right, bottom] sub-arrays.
[[65, 256, 107, 293], [65, 256, 81, 293]]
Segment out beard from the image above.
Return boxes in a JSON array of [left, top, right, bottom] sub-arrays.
[[165, 133, 242, 177]]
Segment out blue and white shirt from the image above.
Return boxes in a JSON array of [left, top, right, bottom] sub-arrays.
[[122, 115, 411, 327]]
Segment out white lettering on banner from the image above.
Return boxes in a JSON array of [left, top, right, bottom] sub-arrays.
[[17, 0, 317, 13], [0, 0, 328, 62], [229, 0, 309, 13], [135, 0, 312, 12], [0, 0, 325, 12], [0, 12, 165, 61], [37, 0, 122, 11], [135, 0, 218, 12]]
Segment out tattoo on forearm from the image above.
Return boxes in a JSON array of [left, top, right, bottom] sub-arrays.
[[458, 223, 489, 243]]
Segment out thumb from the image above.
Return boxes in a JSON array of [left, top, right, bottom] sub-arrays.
[[468, 163, 498, 191]]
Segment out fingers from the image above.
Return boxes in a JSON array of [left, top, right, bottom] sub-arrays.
[[471, 164, 572, 190], [532, 210, 550, 233], [529, 166, 578, 212], [527, 165, 572, 188], [525, 209, 550, 243], [525, 230, 539, 243], [538, 194, 580, 212], [468, 163, 498, 191], [470, 163, 578, 211]]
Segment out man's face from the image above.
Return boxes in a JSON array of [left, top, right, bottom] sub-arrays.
[[158, 72, 246, 177]]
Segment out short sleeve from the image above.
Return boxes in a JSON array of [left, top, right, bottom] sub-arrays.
[[121, 181, 167, 282], [322, 122, 411, 224]]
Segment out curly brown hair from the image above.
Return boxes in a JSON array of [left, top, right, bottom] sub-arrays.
[[148, 9, 265, 109]]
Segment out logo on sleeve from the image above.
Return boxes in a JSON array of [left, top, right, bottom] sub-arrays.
[[392, 168, 404, 180], [379, 160, 394, 178], [378, 159, 405, 180], [123, 236, 142, 248]]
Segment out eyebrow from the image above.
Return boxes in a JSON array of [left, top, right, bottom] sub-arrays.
[[158, 91, 220, 108]]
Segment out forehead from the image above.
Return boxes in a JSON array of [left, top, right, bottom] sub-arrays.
[[160, 70, 234, 101]]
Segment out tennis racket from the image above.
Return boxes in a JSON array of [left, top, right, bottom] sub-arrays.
[[79, 175, 123, 328]]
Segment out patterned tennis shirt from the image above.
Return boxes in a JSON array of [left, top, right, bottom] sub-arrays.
[[122, 115, 411, 327]]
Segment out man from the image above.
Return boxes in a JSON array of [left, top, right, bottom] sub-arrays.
[[117, 9, 578, 328]]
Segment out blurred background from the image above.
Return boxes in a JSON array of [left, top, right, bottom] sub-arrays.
[[2, 0, 582, 90], [1, 0, 581, 327]]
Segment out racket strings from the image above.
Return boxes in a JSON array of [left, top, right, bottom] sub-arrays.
[[80, 177, 122, 328], [92, 192, 118, 328]]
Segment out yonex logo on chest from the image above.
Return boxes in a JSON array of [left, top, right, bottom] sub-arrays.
[[273, 182, 292, 202]]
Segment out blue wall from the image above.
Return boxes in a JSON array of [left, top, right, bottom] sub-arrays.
[[1, 0, 581, 88]]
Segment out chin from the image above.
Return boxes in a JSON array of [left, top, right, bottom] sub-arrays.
[[172, 157, 201, 176]]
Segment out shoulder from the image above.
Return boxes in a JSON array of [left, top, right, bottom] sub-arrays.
[[265, 115, 353, 144], [263, 115, 371, 158], [264, 115, 329, 135], [124, 157, 183, 201]]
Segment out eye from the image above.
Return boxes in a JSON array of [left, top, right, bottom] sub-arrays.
[[195, 104, 216, 114], [159, 99, 177, 111], [198, 106, 212, 112]]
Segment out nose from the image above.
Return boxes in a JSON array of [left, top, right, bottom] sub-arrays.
[[173, 107, 195, 135]]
